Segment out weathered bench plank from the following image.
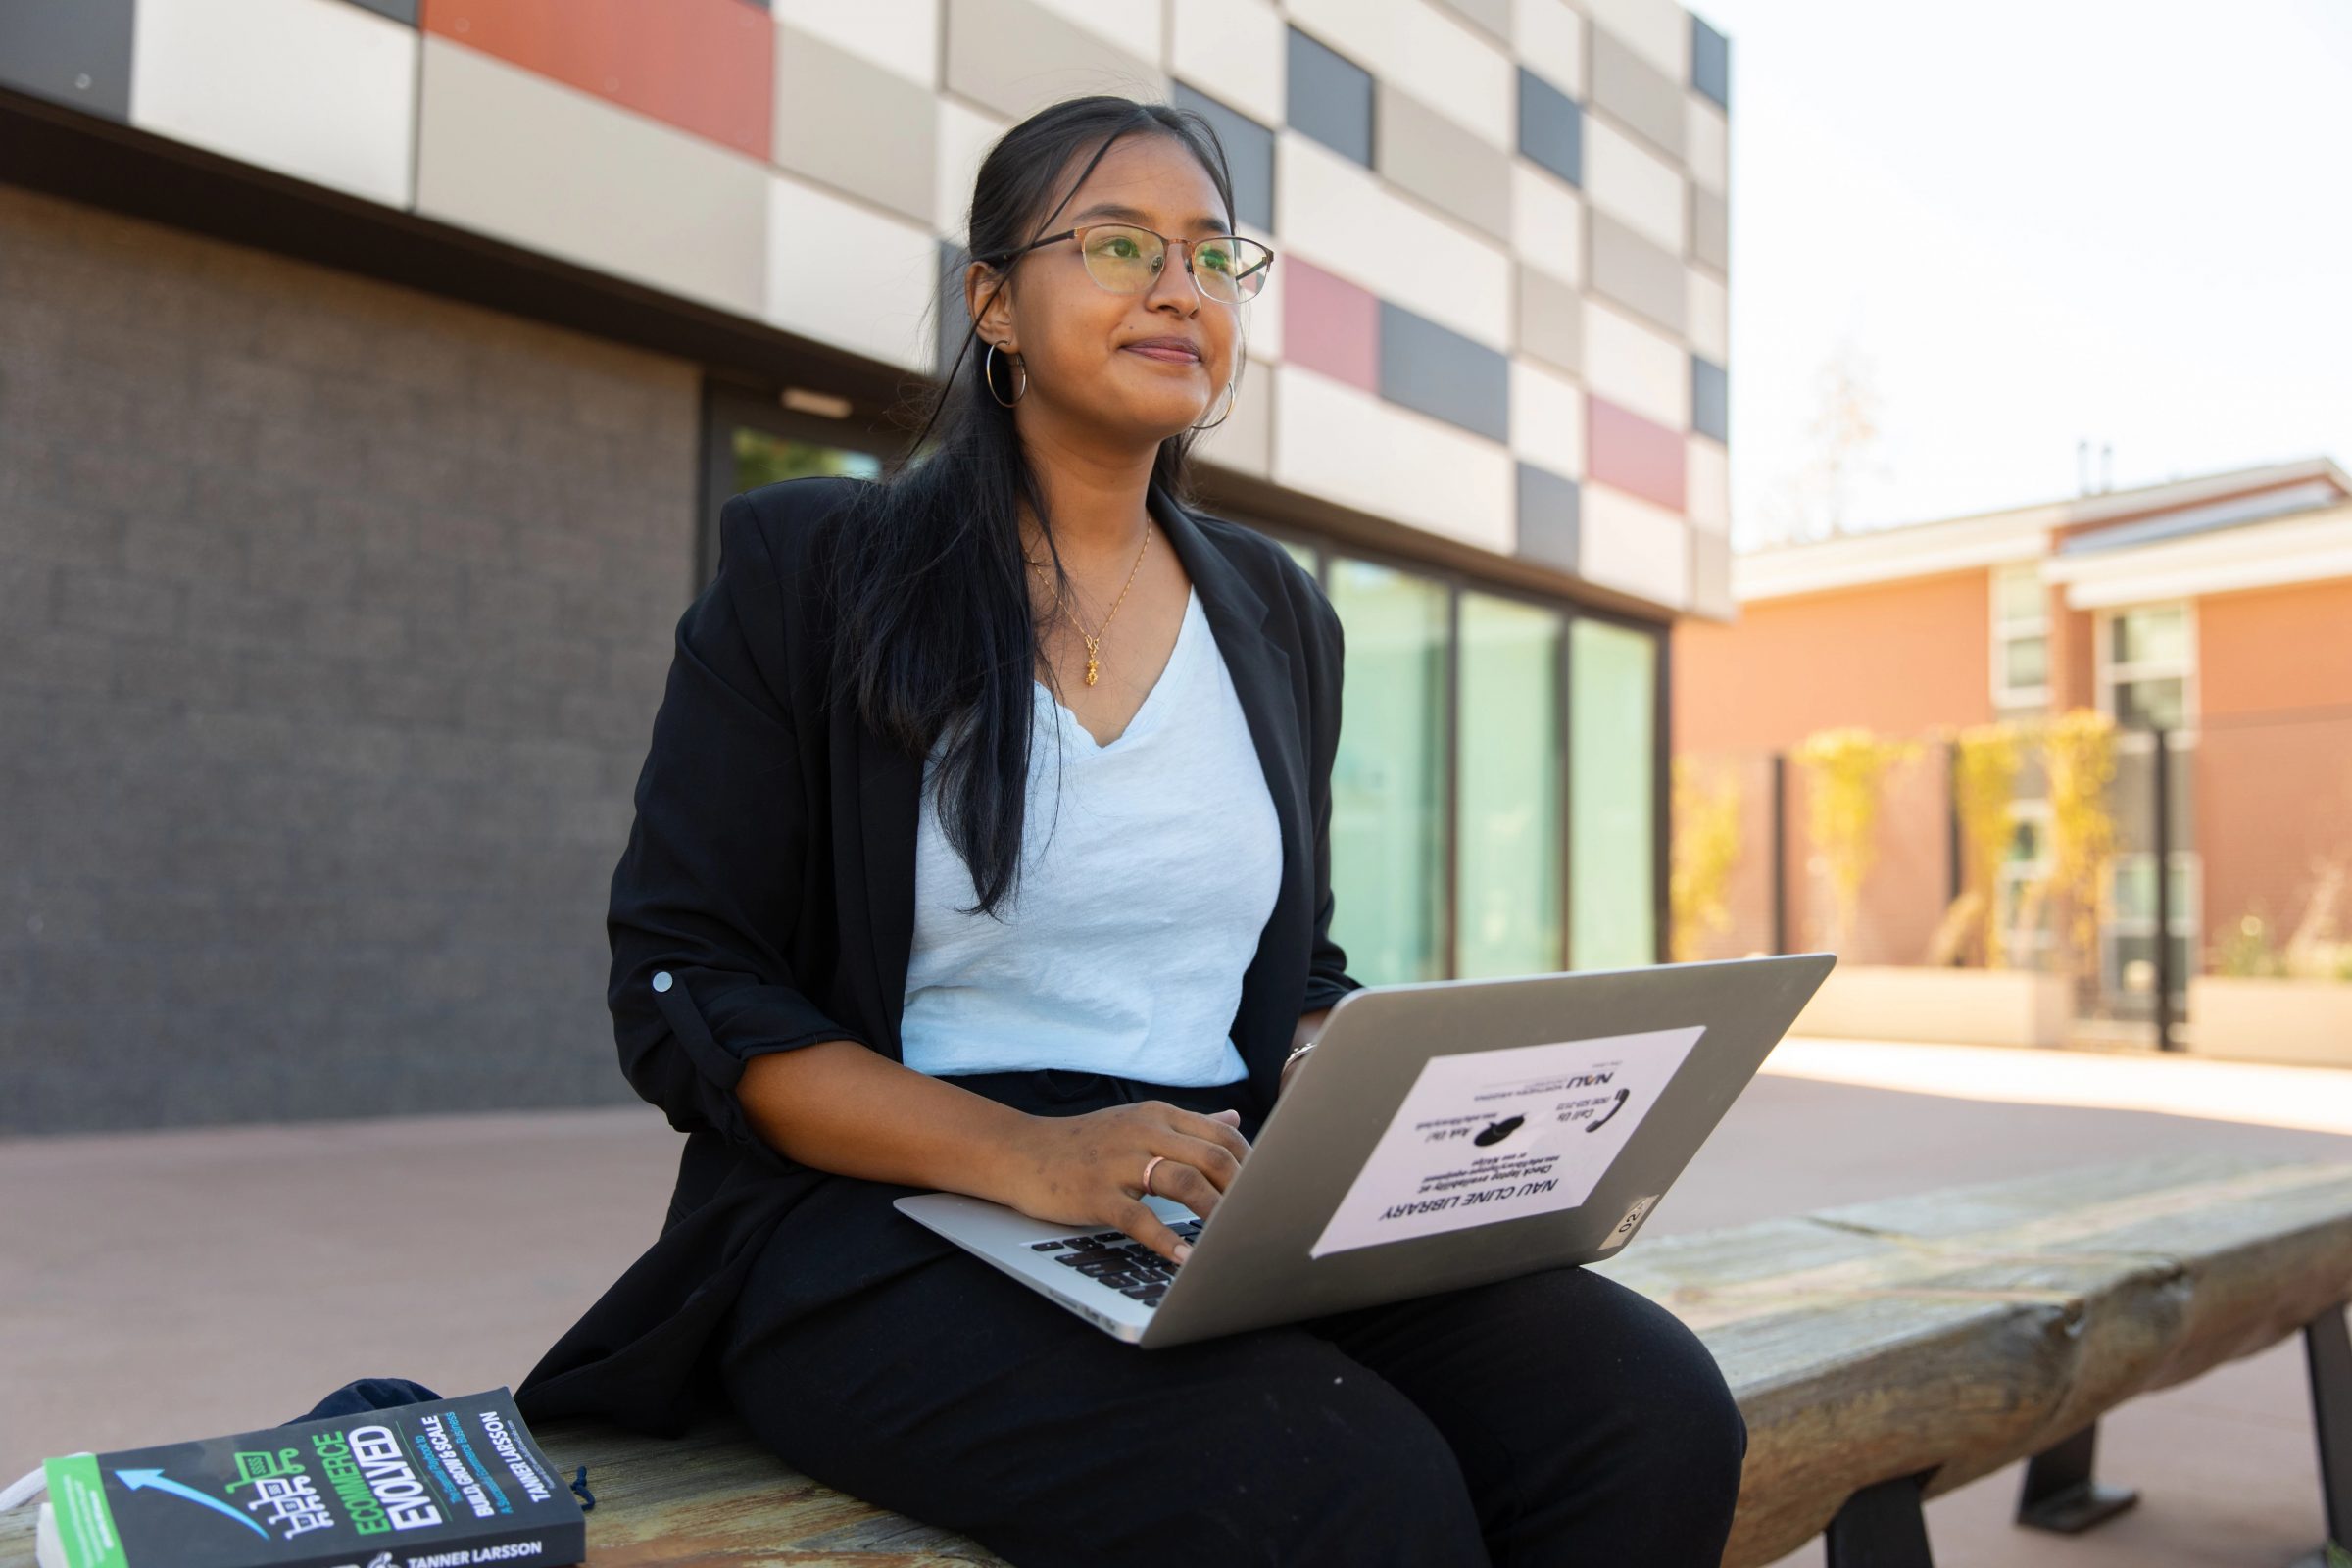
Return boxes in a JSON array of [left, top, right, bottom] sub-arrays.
[[5, 1152, 2346, 1567]]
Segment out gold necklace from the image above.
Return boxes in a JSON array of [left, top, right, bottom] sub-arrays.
[[1045, 520, 1153, 687]]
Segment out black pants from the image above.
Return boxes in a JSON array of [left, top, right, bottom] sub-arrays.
[[714, 1066, 1748, 1568]]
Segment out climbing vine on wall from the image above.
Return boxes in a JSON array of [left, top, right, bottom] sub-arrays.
[[1670, 757, 1743, 962], [2041, 708, 2119, 981], [1952, 721, 2026, 968], [1791, 726, 1923, 953]]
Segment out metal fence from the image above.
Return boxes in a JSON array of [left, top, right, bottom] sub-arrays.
[[1672, 706, 2352, 1050]]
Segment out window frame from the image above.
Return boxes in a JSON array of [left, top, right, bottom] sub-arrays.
[[1989, 561, 2050, 710], [1251, 514, 1668, 979]]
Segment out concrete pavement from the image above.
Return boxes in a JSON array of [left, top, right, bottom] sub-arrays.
[[6, 1038, 2350, 1566]]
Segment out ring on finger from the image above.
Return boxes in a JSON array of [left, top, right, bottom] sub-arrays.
[[1142, 1153, 1167, 1197]]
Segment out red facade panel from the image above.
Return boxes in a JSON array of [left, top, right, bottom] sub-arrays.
[[1587, 395, 1686, 512], [1279, 254, 1379, 393], [423, 0, 773, 160]]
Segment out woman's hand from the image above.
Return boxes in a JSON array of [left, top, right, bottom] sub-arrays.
[[999, 1102, 1252, 1266]]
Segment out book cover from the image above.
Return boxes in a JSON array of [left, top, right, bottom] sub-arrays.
[[37, 1386, 585, 1568]]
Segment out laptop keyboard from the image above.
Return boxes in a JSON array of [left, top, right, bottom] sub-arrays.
[[1029, 1219, 1203, 1309]]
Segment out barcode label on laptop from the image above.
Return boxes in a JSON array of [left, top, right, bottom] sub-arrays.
[[1597, 1195, 1660, 1250]]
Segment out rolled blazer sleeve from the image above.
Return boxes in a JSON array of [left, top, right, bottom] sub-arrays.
[[606, 491, 869, 1171], [1300, 581, 1367, 1017]]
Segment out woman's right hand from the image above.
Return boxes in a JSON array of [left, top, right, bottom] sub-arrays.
[[998, 1102, 1252, 1267]]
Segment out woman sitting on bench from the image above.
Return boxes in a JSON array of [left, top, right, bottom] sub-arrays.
[[514, 91, 1749, 1568]]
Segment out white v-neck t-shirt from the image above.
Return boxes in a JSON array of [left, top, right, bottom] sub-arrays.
[[898, 584, 1282, 1084]]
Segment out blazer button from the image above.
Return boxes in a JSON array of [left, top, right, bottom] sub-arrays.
[[653, 971, 672, 993]]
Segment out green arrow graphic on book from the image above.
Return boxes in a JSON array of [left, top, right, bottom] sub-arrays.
[[113, 1469, 269, 1537]]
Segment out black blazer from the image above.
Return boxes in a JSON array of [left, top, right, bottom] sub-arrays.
[[513, 471, 1364, 1434]]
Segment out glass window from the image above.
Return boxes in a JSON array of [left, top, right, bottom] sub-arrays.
[[1456, 593, 1565, 977], [1570, 617, 1657, 970], [2003, 634, 2047, 691], [2112, 605, 2187, 667], [733, 429, 882, 492], [1995, 564, 2044, 623], [1328, 559, 1451, 985], [2115, 676, 2186, 730]]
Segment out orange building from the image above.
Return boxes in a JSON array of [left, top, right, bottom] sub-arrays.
[[1672, 456, 2352, 1028]]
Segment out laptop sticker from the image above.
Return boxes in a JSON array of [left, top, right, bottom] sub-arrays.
[[1307, 1026, 1704, 1259], [1595, 1194, 1662, 1249]]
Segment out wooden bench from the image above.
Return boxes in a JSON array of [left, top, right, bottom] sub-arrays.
[[8, 1152, 2350, 1566]]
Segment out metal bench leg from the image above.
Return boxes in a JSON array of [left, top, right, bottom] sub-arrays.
[[2295, 1300, 2352, 1568], [1825, 1470, 1936, 1568], [2015, 1420, 2139, 1532]]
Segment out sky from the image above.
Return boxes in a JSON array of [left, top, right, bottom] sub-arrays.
[[1686, 0, 2352, 552]]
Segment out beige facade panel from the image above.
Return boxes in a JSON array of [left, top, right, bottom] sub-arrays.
[[1513, 0, 1587, 97], [774, 25, 938, 227], [1509, 357, 1586, 478], [416, 37, 767, 319], [1025, 0, 1166, 65], [1170, 0, 1286, 126], [1687, 96, 1728, 193], [1586, 113, 1686, 254], [1583, 479, 1692, 608], [1686, 266, 1729, 363], [1583, 0, 1689, 82], [1191, 348, 1278, 480], [1273, 364, 1516, 554], [1377, 81, 1512, 241], [1584, 295, 1687, 428], [774, 0, 940, 88], [1278, 131, 1512, 352], [1590, 27, 1685, 161], [765, 173, 940, 374], [1690, 525, 1734, 619], [1693, 185, 1731, 271], [945, 0, 1163, 123], [131, 0, 417, 209], [1432, 0, 1511, 44], [1510, 161, 1585, 287], [1688, 433, 1731, 533], [1589, 208, 1686, 337], [934, 96, 1009, 241], [1287, 0, 1516, 150], [1515, 262, 1584, 378]]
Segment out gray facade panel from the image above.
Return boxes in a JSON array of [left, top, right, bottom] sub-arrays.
[[1173, 80, 1277, 232], [1287, 25, 1376, 169], [1378, 300, 1511, 444], [1692, 15, 1732, 110], [1515, 462, 1582, 574], [0, 184, 699, 1135], [0, 0, 133, 122], [1692, 353, 1729, 441], [1516, 66, 1584, 188], [774, 25, 938, 227]]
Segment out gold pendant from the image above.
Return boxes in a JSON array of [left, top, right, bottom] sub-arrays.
[[1085, 655, 1100, 686]]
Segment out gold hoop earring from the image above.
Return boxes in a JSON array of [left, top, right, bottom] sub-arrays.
[[984, 340, 1027, 407], [1190, 374, 1240, 431]]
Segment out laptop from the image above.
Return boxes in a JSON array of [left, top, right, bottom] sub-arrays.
[[893, 951, 1837, 1348]]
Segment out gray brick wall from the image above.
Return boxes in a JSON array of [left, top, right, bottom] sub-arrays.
[[0, 185, 704, 1135]]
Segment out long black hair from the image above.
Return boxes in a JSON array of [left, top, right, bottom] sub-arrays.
[[813, 95, 1250, 922]]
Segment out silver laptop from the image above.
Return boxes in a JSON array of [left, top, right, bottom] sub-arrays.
[[894, 951, 1837, 1348]]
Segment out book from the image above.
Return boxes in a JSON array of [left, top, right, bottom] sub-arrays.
[[35, 1386, 585, 1568]]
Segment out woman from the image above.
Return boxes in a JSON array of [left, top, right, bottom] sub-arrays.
[[514, 95, 1748, 1566]]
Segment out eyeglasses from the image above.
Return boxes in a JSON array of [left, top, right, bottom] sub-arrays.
[[980, 223, 1274, 305]]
